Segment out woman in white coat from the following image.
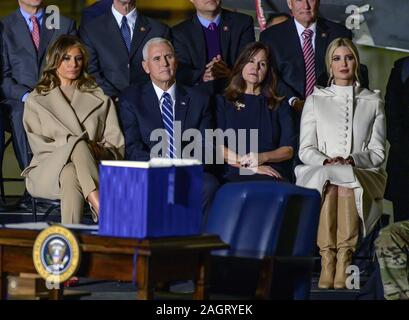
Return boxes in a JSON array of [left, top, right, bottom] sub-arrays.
[[295, 38, 387, 289]]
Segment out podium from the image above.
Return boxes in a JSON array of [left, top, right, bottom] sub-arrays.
[[0, 225, 228, 300]]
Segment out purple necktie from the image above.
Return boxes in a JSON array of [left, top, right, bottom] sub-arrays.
[[208, 22, 217, 31]]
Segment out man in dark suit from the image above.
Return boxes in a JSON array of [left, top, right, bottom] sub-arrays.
[[171, 0, 255, 95], [0, 0, 76, 208], [260, 0, 368, 114], [119, 37, 218, 217], [384, 57, 409, 222], [80, 0, 112, 26], [79, 0, 170, 99]]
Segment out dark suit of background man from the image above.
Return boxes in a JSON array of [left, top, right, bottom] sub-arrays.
[[119, 38, 219, 219], [79, 0, 170, 99], [0, 0, 76, 172], [80, 0, 112, 26], [171, 0, 255, 96], [384, 57, 409, 222], [260, 0, 368, 115]]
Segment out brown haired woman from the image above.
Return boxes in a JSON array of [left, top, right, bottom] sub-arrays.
[[295, 38, 387, 289], [216, 42, 296, 182], [22, 35, 124, 224]]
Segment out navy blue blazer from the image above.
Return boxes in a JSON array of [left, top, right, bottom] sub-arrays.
[[171, 9, 255, 95], [80, 0, 112, 26], [384, 56, 409, 219], [79, 12, 170, 97], [0, 10, 76, 102], [119, 82, 214, 161], [260, 17, 368, 101]]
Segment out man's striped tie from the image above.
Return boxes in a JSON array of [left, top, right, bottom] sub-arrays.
[[121, 16, 131, 53], [30, 15, 40, 51], [161, 92, 176, 158], [302, 29, 316, 97]]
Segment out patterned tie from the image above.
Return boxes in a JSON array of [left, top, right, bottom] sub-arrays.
[[120, 16, 131, 53], [208, 22, 217, 31], [30, 15, 40, 51], [302, 29, 316, 97], [161, 92, 176, 158]]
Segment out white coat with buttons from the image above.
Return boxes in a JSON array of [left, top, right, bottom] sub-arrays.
[[295, 84, 387, 236]]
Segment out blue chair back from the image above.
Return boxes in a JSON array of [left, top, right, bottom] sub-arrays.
[[205, 181, 321, 299]]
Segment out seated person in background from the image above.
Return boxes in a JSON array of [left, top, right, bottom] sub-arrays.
[[119, 37, 219, 215], [171, 0, 255, 96], [22, 35, 124, 224], [79, 0, 170, 99], [216, 42, 296, 183], [384, 56, 409, 222], [295, 38, 386, 290], [375, 220, 409, 300]]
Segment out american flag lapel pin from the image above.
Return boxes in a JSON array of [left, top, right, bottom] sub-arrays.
[[223, 26, 229, 32], [140, 26, 146, 32], [181, 101, 186, 106], [321, 32, 327, 38]]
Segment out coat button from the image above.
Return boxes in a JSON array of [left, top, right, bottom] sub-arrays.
[[344, 126, 349, 130], [341, 141, 347, 145]]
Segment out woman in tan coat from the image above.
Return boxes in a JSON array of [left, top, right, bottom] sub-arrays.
[[22, 35, 124, 224], [295, 38, 387, 289]]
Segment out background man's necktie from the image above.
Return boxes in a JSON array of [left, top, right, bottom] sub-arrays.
[[161, 92, 176, 158], [208, 22, 217, 31], [121, 16, 131, 53], [30, 15, 40, 51], [302, 29, 316, 97]]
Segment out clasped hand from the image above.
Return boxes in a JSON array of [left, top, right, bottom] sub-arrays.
[[239, 152, 283, 180], [203, 55, 231, 82], [324, 156, 355, 166]]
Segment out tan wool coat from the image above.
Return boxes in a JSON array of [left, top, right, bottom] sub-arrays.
[[295, 84, 387, 236], [22, 86, 125, 199]]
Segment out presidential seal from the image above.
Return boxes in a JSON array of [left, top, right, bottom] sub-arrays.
[[33, 225, 81, 284]]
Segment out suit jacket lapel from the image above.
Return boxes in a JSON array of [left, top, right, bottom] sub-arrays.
[[130, 15, 150, 59], [14, 10, 37, 56], [175, 85, 189, 132], [38, 13, 55, 63], [315, 19, 329, 79], [288, 19, 306, 94], [191, 15, 207, 70], [142, 83, 164, 131], [70, 89, 104, 124], [104, 12, 130, 59], [220, 10, 231, 62], [34, 88, 84, 135]]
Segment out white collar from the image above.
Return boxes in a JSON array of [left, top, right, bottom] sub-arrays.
[[152, 82, 177, 103], [111, 5, 137, 28], [294, 18, 317, 39]]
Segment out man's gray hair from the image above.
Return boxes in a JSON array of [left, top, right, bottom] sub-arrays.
[[142, 37, 175, 61]]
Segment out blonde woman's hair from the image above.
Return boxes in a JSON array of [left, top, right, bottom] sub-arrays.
[[36, 35, 98, 94], [325, 37, 361, 85]]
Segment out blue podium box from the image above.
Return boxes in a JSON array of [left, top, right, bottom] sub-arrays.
[[99, 159, 203, 238]]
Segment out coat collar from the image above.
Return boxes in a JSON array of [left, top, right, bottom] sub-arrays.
[[312, 83, 381, 100], [33, 87, 104, 135]]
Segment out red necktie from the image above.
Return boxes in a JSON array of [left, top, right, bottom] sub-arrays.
[[30, 15, 40, 51], [302, 29, 316, 97]]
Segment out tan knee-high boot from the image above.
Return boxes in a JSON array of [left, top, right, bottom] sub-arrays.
[[334, 195, 359, 289], [317, 192, 338, 289]]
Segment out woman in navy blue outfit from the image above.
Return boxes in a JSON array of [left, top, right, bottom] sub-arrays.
[[216, 42, 296, 182]]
